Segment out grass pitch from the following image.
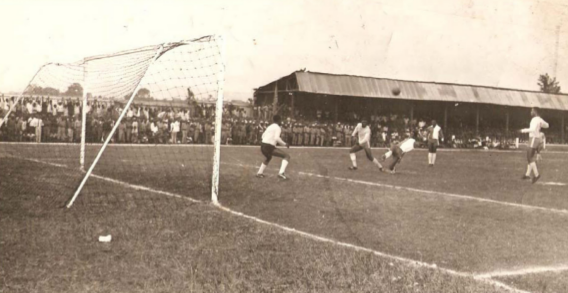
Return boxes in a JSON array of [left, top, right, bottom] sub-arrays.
[[1, 143, 568, 292]]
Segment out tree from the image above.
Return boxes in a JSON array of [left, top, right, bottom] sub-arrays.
[[64, 83, 83, 97], [123, 88, 151, 100], [23, 84, 40, 95], [43, 87, 61, 96], [538, 73, 561, 94], [137, 88, 151, 99], [24, 85, 61, 96]]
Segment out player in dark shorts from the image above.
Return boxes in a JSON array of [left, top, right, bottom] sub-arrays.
[[256, 115, 290, 180], [348, 118, 383, 171], [426, 120, 443, 167], [380, 131, 417, 173]]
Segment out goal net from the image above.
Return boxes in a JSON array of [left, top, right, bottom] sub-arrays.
[[0, 35, 225, 207]]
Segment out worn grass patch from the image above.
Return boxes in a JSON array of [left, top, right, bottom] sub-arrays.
[[1, 157, 511, 293]]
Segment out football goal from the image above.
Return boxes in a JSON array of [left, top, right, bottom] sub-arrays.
[[0, 35, 225, 207]]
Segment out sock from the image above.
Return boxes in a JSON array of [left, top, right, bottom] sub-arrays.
[[530, 162, 539, 177], [432, 154, 437, 165], [279, 160, 289, 175], [384, 151, 392, 159], [525, 165, 531, 177], [350, 153, 357, 167], [428, 153, 432, 164], [373, 158, 383, 168], [258, 163, 267, 174]]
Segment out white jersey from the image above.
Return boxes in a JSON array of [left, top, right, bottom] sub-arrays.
[[352, 123, 371, 145], [399, 138, 416, 153], [522, 116, 549, 138], [171, 121, 180, 133], [262, 123, 286, 146], [429, 125, 442, 140], [29, 118, 39, 128], [26, 103, 33, 114], [151, 123, 158, 133]]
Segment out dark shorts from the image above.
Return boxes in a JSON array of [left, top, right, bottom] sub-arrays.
[[392, 146, 403, 159], [527, 137, 543, 163], [527, 147, 537, 163], [428, 139, 438, 153], [350, 142, 374, 161], [389, 146, 404, 170], [261, 143, 276, 162]]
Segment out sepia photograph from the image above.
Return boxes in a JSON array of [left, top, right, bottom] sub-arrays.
[[1, 0, 568, 292]]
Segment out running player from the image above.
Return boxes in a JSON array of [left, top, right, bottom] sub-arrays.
[[348, 118, 383, 171], [520, 107, 549, 184], [256, 115, 291, 180], [426, 120, 443, 167], [380, 131, 417, 174]]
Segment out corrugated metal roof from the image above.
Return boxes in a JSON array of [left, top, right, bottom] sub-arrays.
[[293, 71, 568, 111]]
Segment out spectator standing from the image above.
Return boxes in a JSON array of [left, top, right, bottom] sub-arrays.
[[181, 119, 189, 143], [56, 116, 65, 141], [73, 116, 81, 142], [194, 120, 202, 144], [292, 123, 299, 145], [68, 100, 75, 117], [204, 120, 212, 145], [66, 117, 74, 142], [35, 116, 43, 143], [28, 115, 38, 142], [310, 124, 318, 146], [297, 123, 304, 145], [335, 123, 344, 145], [161, 119, 170, 143], [319, 125, 327, 146], [73, 102, 80, 117], [150, 119, 159, 143], [246, 121, 253, 145], [326, 124, 334, 146], [125, 118, 133, 143], [170, 119, 180, 144], [132, 117, 139, 143], [344, 125, 352, 147], [92, 118, 102, 143], [43, 115, 52, 142], [117, 120, 126, 143], [102, 118, 112, 142]]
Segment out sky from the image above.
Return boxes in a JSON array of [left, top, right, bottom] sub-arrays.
[[0, 0, 567, 101]]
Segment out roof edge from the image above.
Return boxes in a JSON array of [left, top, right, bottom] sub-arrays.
[[288, 70, 568, 97]]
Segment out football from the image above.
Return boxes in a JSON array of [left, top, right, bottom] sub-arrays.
[[392, 87, 401, 96]]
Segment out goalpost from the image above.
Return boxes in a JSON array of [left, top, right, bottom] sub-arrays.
[[1, 35, 225, 207]]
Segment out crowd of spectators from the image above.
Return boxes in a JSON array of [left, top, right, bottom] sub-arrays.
[[0, 96, 212, 144], [273, 114, 524, 150], [0, 95, 564, 149]]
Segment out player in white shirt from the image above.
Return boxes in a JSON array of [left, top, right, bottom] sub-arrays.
[[520, 107, 549, 184], [426, 120, 444, 167], [348, 118, 383, 171], [380, 131, 417, 174], [256, 115, 291, 180]]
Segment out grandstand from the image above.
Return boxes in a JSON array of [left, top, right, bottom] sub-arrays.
[[254, 71, 568, 143]]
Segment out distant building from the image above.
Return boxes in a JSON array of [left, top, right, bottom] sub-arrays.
[[254, 71, 568, 143]]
